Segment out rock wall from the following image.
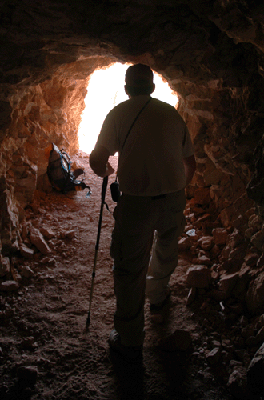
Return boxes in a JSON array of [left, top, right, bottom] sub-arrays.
[[0, 55, 115, 255]]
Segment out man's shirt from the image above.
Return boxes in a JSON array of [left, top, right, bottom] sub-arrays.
[[94, 95, 194, 196]]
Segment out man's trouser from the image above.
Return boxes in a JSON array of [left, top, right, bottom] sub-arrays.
[[110, 189, 186, 347]]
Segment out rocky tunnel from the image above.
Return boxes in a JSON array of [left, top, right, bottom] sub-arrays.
[[1, 2, 264, 256], [1, 0, 264, 395]]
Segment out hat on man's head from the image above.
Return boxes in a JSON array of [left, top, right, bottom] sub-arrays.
[[125, 64, 154, 88]]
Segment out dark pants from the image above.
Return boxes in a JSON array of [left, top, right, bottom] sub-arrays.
[[110, 190, 186, 346]]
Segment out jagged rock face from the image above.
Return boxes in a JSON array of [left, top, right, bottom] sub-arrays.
[[1, 0, 264, 256]]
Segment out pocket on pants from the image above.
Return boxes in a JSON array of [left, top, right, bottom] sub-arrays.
[[180, 214, 186, 236], [110, 206, 121, 260]]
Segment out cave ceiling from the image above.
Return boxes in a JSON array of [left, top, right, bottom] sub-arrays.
[[1, 0, 264, 89]]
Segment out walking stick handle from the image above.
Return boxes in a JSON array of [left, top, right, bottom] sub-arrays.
[[101, 175, 108, 202], [95, 176, 108, 250]]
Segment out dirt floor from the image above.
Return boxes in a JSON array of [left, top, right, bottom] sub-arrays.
[[0, 154, 244, 400]]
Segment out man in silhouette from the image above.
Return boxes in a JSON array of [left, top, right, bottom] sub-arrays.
[[90, 63, 196, 362]]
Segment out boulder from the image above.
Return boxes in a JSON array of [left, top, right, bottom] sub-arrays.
[[246, 270, 264, 314], [212, 228, 228, 246], [0, 257, 10, 277], [0, 281, 19, 291], [218, 273, 239, 297], [227, 366, 248, 399], [40, 227, 55, 240], [20, 243, 34, 258], [247, 342, 264, 394], [200, 236, 214, 251], [186, 265, 211, 288], [17, 365, 38, 387], [30, 227, 51, 255]]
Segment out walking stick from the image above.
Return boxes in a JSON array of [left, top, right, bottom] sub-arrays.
[[86, 175, 108, 330]]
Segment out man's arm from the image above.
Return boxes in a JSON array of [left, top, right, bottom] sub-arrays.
[[89, 145, 114, 177], [183, 154, 196, 186]]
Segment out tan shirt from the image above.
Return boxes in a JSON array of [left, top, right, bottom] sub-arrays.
[[94, 95, 194, 196]]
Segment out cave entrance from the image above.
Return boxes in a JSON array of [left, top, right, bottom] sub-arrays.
[[78, 62, 178, 154]]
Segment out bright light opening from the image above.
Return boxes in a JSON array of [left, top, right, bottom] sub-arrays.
[[78, 63, 178, 154]]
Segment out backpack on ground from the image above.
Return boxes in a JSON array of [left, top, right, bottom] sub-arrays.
[[47, 143, 90, 194]]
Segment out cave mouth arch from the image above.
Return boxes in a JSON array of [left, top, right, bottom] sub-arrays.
[[77, 62, 179, 154]]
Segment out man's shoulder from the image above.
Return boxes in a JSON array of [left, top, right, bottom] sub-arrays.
[[109, 99, 131, 115], [151, 98, 180, 116]]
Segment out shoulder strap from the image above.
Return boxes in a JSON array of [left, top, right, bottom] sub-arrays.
[[121, 98, 151, 151]]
